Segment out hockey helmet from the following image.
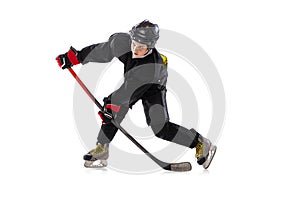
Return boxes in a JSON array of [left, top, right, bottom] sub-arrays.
[[129, 20, 159, 48]]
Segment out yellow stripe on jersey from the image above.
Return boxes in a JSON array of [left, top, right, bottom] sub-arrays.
[[160, 54, 168, 66]]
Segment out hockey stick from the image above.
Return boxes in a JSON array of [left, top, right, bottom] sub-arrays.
[[66, 68, 192, 172]]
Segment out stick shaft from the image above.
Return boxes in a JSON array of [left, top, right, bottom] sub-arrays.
[[68, 68, 103, 111]]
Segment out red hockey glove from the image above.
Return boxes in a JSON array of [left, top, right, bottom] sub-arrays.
[[56, 46, 80, 69]]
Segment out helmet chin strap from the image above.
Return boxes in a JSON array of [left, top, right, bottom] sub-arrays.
[[144, 48, 151, 55]]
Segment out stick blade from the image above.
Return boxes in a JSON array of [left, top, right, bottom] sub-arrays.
[[169, 162, 192, 172]]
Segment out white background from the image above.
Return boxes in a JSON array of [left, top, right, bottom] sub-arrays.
[[0, 0, 299, 199]]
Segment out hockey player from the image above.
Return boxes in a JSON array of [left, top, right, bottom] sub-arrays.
[[56, 20, 216, 169]]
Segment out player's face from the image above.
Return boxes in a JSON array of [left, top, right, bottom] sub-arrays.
[[131, 40, 148, 57]]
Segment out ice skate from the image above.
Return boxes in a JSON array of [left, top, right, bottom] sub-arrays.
[[202, 145, 217, 169], [83, 143, 109, 168], [191, 129, 217, 169]]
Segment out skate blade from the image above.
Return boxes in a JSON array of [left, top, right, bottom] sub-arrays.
[[202, 146, 217, 169], [84, 160, 108, 168]]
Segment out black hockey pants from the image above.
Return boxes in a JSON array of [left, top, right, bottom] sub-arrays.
[[97, 89, 199, 148]]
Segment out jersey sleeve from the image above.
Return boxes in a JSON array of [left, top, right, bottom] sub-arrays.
[[78, 33, 131, 64]]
